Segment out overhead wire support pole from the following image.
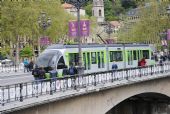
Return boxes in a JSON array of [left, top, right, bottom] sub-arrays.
[[65, 0, 89, 74], [77, 4, 83, 74]]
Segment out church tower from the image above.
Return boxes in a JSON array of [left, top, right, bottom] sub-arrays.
[[92, 0, 105, 23]]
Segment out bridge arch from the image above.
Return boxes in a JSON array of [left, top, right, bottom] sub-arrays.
[[102, 77, 170, 114], [106, 92, 170, 114]]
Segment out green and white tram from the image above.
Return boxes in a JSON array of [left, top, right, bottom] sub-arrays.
[[35, 43, 155, 77]]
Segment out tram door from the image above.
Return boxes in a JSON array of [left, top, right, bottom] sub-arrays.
[[127, 50, 133, 68], [83, 52, 91, 70], [97, 52, 101, 68]]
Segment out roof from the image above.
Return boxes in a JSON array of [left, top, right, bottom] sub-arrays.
[[62, 3, 74, 9], [110, 21, 121, 27], [46, 43, 150, 49]]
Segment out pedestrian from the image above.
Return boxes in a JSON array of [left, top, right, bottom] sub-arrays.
[[29, 60, 34, 72], [140, 57, 146, 67], [62, 65, 69, 76], [159, 58, 163, 66], [23, 58, 29, 72], [38, 67, 46, 80], [112, 62, 118, 70], [49, 67, 58, 80], [32, 65, 39, 80], [69, 63, 76, 75]]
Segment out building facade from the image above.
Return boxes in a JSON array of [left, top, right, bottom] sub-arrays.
[[92, 0, 105, 23], [62, 3, 86, 16]]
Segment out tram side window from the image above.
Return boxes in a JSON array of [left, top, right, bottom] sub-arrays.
[[91, 52, 97, 64], [69, 53, 79, 66], [57, 56, 65, 69], [101, 51, 105, 68], [133, 50, 137, 60], [143, 50, 149, 59], [110, 51, 123, 62]]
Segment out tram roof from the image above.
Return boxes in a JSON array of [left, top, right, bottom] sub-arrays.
[[47, 43, 150, 49]]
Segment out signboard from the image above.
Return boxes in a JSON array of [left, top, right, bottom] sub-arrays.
[[80, 20, 90, 36], [69, 21, 78, 37], [69, 20, 90, 37], [168, 29, 170, 40], [40, 37, 51, 45]]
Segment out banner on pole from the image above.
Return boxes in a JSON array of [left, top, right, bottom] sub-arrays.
[[69, 20, 90, 37], [80, 20, 90, 37], [40, 37, 51, 45], [69, 21, 78, 37]]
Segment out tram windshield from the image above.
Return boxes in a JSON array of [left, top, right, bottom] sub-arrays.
[[36, 50, 62, 68]]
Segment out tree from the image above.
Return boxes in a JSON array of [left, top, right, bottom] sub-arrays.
[[20, 46, 33, 58], [84, 1, 93, 17]]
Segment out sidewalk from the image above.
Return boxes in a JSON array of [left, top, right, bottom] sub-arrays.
[[0, 71, 31, 78]]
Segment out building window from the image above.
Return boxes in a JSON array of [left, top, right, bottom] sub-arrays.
[[99, 9, 102, 16]]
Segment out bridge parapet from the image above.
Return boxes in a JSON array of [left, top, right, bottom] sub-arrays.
[[0, 63, 170, 113]]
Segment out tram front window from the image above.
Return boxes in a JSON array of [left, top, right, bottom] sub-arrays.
[[36, 53, 55, 67], [36, 50, 61, 68]]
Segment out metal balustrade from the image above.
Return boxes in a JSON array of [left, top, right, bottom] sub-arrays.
[[0, 63, 170, 106]]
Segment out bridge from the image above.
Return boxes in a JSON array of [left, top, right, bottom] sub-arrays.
[[0, 64, 170, 114]]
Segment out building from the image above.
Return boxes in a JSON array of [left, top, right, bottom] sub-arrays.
[[92, 0, 105, 23], [62, 3, 86, 16], [110, 21, 121, 33]]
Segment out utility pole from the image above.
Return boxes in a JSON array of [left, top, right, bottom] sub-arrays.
[[65, 0, 89, 74]]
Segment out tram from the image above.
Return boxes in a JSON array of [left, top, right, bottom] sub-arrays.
[[35, 43, 155, 77]]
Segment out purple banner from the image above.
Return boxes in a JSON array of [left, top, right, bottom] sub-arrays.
[[40, 37, 51, 45], [69, 20, 90, 37], [69, 21, 78, 37], [168, 29, 170, 40], [80, 20, 90, 36]]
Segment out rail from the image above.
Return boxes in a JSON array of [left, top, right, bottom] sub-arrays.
[[0, 63, 170, 106]]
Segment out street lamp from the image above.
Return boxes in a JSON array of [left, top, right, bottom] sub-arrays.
[[37, 12, 51, 55], [38, 12, 51, 31], [64, 0, 89, 74]]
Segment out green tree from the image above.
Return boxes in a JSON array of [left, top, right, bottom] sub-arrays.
[[84, 1, 93, 17], [20, 46, 33, 58]]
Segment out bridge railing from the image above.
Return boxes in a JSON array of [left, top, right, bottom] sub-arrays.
[[0, 64, 24, 73], [0, 63, 170, 106]]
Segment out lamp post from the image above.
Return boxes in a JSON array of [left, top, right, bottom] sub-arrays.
[[64, 0, 89, 74], [38, 12, 51, 55]]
